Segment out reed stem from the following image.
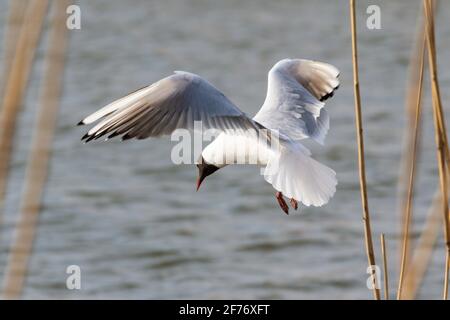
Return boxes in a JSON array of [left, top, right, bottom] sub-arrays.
[[2, 0, 69, 299], [380, 234, 389, 299], [0, 0, 48, 222], [397, 19, 426, 300], [0, 0, 28, 100], [403, 189, 442, 299], [423, 0, 450, 300], [349, 0, 381, 300]]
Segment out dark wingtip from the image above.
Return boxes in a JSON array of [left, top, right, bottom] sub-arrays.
[[81, 133, 97, 143], [319, 84, 340, 102], [121, 134, 133, 141], [107, 131, 121, 140], [77, 120, 85, 126], [85, 135, 96, 143]]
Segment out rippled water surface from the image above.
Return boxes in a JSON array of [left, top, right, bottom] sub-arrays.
[[1, 0, 450, 299]]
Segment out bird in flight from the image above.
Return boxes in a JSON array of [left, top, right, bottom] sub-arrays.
[[79, 59, 339, 214]]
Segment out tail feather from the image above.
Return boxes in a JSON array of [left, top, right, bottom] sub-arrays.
[[263, 146, 337, 207]]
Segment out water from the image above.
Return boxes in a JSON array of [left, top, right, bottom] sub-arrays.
[[1, 0, 450, 299]]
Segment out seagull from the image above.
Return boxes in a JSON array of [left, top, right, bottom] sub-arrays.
[[78, 59, 339, 214]]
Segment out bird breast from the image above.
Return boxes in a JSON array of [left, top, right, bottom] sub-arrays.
[[201, 132, 275, 168]]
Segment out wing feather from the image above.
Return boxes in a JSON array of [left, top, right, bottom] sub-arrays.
[[79, 71, 259, 142], [253, 59, 339, 145]]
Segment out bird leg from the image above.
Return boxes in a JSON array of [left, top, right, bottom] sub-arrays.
[[275, 192, 289, 215], [290, 198, 298, 210]]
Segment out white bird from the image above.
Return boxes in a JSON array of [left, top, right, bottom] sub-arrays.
[[79, 58, 340, 214]]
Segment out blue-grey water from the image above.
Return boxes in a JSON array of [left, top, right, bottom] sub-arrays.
[[1, 0, 450, 299]]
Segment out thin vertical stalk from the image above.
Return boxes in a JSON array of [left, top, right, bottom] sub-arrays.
[[0, 0, 48, 218], [380, 234, 389, 300], [0, 0, 29, 99], [423, 0, 450, 300], [349, 0, 381, 300], [403, 189, 442, 299], [397, 26, 426, 300], [2, 0, 69, 299]]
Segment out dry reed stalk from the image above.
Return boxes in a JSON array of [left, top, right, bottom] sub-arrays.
[[349, 0, 381, 300], [423, 0, 450, 300], [403, 189, 442, 299], [400, 0, 450, 300], [380, 234, 389, 299], [423, 2, 450, 164], [0, 0, 48, 217], [396, 20, 426, 300], [0, 0, 29, 99], [2, 0, 69, 299]]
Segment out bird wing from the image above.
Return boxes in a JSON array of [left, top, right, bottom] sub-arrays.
[[253, 59, 340, 145], [79, 71, 259, 142]]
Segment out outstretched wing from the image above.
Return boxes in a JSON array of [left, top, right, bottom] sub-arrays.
[[79, 71, 259, 142], [253, 59, 340, 145]]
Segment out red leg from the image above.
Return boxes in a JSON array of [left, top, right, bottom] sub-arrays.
[[276, 192, 289, 215], [290, 198, 298, 210]]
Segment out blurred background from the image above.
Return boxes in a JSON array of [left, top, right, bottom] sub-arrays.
[[0, 0, 450, 299]]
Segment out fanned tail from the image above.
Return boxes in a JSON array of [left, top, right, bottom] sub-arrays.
[[263, 145, 337, 207]]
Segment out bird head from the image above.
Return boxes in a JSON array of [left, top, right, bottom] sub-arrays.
[[196, 157, 220, 191]]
